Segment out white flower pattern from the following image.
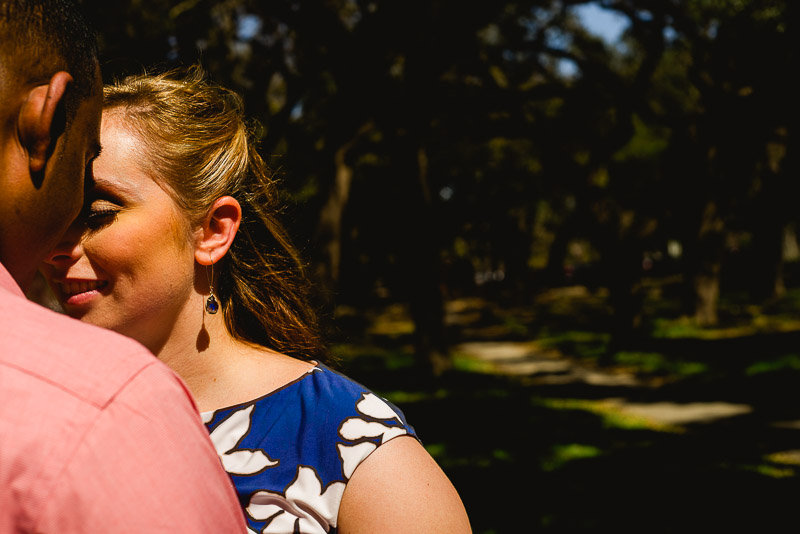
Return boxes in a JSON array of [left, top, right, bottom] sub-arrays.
[[336, 442, 376, 480], [247, 466, 346, 533], [204, 366, 414, 534], [356, 393, 403, 421], [207, 405, 278, 475], [337, 393, 409, 478]]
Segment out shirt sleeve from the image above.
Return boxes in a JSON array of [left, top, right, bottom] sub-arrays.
[[34, 361, 247, 533]]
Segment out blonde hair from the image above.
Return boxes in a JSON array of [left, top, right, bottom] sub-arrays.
[[104, 67, 327, 363]]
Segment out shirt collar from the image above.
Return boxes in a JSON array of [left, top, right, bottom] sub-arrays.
[[0, 261, 25, 298]]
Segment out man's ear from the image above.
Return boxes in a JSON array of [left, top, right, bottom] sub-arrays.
[[195, 196, 242, 265], [18, 71, 73, 174]]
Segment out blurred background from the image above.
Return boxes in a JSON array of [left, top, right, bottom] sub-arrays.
[[67, 0, 797, 531]]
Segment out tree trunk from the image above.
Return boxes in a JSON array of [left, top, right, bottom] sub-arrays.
[[751, 218, 786, 302], [404, 145, 451, 376], [759, 136, 790, 300], [694, 271, 720, 326], [544, 209, 576, 287], [313, 141, 355, 303], [599, 210, 645, 351], [692, 201, 725, 326], [312, 123, 373, 306]]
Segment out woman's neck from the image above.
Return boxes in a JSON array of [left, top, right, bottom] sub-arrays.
[[154, 298, 314, 412]]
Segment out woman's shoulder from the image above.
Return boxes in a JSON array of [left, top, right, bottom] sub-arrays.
[[203, 361, 416, 441], [302, 363, 416, 434], [305, 363, 381, 402], [202, 360, 420, 489]]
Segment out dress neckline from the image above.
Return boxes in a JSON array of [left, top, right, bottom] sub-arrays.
[[201, 362, 321, 418]]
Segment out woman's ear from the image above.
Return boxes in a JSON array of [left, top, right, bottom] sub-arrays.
[[195, 196, 242, 265], [18, 71, 73, 174]]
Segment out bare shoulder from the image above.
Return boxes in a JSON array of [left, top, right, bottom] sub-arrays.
[[338, 435, 472, 534]]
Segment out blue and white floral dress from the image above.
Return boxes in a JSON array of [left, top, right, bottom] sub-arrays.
[[201, 363, 417, 534]]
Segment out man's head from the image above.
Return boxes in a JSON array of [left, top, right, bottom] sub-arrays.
[[0, 0, 102, 290], [1, 0, 98, 123]]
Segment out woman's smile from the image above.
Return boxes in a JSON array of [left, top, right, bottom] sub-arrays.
[[53, 278, 109, 306], [40, 112, 198, 352]]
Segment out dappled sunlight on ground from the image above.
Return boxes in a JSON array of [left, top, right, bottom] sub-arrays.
[[333, 285, 800, 532]]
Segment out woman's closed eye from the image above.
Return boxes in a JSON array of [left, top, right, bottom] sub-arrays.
[[82, 199, 121, 229]]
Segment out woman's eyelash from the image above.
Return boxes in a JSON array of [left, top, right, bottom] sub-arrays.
[[81, 201, 121, 229], [86, 206, 120, 218]]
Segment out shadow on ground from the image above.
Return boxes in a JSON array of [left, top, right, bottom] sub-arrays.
[[332, 289, 800, 533]]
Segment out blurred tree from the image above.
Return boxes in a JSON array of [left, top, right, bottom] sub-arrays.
[[660, 0, 790, 324], [79, 0, 790, 360]]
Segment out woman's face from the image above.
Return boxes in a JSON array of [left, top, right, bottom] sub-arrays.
[[40, 111, 199, 351]]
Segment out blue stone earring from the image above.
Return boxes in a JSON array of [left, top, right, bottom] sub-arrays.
[[205, 259, 219, 315]]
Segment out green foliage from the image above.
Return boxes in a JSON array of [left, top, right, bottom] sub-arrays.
[[75, 5, 797, 531], [613, 351, 709, 376], [534, 397, 683, 433], [728, 462, 795, 479], [541, 443, 603, 472], [745, 354, 800, 376], [612, 114, 670, 162], [538, 330, 610, 362], [86, 0, 792, 352]]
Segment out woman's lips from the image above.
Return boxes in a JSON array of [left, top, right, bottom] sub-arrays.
[[58, 280, 109, 306]]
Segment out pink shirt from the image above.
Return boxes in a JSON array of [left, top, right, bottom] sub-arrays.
[[0, 263, 246, 532]]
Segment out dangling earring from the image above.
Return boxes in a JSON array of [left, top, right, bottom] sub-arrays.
[[205, 258, 219, 315]]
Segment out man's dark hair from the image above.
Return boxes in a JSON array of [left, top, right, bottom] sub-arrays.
[[0, 0, 98, 120]]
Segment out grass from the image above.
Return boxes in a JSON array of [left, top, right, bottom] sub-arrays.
[[745, 353, 800, 376], [330, 281, 800, 532], [534, 397, 685, 433], [612, 351, 709, 376], [541, 443, 604, 472]]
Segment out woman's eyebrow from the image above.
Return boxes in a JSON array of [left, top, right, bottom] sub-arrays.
[[90, 175, 138, 198]]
